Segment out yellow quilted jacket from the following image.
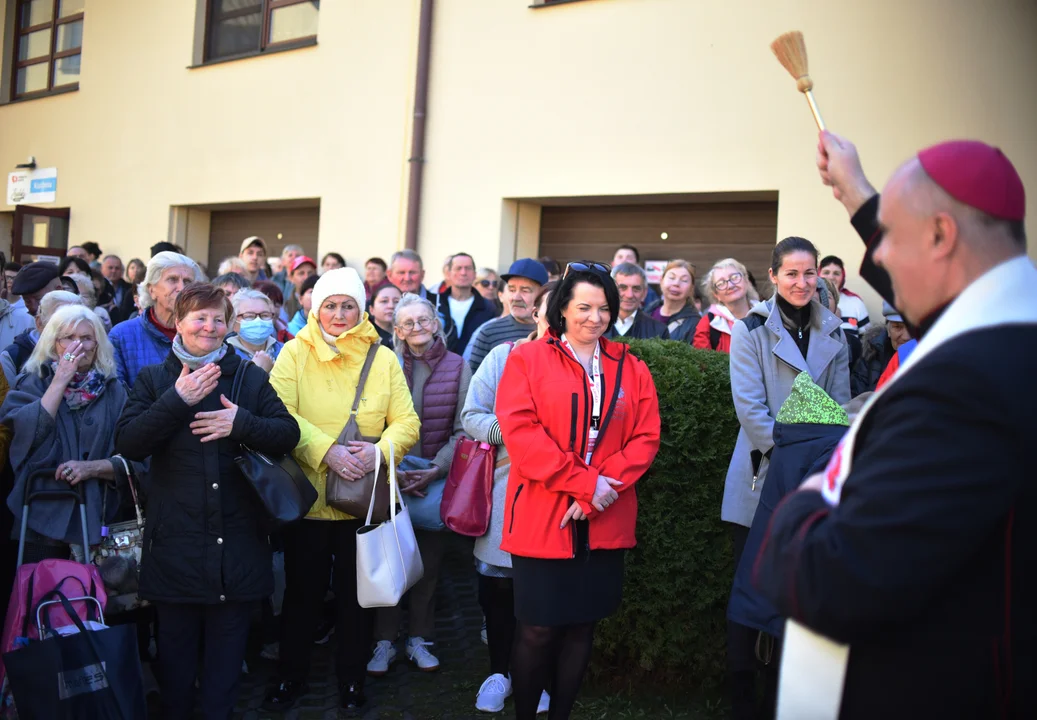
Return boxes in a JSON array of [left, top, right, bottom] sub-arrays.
[[269, 312, 419, 520]]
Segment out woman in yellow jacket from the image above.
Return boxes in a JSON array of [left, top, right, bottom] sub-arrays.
[[262, 268, 420, 714]]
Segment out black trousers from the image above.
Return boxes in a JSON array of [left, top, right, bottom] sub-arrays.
[[278, 518, 373, 687], [155, 601, 253, 720], [727, 523, 780, 720], [478, 573, 516, 677]]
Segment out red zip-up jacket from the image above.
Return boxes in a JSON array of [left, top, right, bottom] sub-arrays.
[[497, 332, 661, 559]]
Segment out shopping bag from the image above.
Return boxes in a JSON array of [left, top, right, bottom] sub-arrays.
[[3, 591, 145, 720], [356, 441, 424, 608], [398, 455, 446, 532]]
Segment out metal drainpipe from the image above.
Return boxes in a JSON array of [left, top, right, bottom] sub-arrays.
[[404, 0, 435, 251]]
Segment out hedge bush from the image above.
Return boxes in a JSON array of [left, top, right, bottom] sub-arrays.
[[591, 339, 738, 689]]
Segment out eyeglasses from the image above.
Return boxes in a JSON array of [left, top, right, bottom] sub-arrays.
[[57, 335, 97, 347], [476, 279, 495, 288], [397, 316, 435, 332], [563, 261, 612, 279], [238, 312, 274, 321], [713, 273, 743, 292]]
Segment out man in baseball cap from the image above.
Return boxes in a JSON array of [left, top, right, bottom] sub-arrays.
[[285, 255, 317, 320], [755, 133, 1034, 718], [464, 258, 549, 371], [11, 261, 64, 317], [239, 236, 269, 283]]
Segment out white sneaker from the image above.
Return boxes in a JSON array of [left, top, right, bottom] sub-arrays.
[[406, 636, 440, 671], [366, 640, 397, 676], [475, 673, 512, 713], [537, 690, 550, 714]]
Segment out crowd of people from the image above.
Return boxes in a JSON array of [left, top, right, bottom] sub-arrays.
[[0, 127, 1029, 720]]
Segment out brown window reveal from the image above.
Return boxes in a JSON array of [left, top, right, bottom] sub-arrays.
[[11, 0, 84, 100], [205, 0, 319, 62]]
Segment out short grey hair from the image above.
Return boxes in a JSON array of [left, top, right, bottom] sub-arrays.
[[37, 290, 84, 331], [139, 252, 205, 310], [217, 256, 247, 275], [213, 272, 250, 292], [389, 249, 424, 270], [231, 288, 274, 317], [281, 244, 304, 259], [611, 262, 647, 284], [392, 292, 445, 353], [65, 273, 96, 309]]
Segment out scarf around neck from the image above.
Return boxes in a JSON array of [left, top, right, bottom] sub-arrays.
[[54, 366, 108, 410], [172, 334, 228, 370]]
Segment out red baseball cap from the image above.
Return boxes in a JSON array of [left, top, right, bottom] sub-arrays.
[[917, 140, 1025, 221], [290, 256, 316, 274]]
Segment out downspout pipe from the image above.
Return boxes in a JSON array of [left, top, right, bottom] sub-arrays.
[[404, 0, 434, 251]]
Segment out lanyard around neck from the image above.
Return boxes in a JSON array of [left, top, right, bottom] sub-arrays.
[[560, 335, 602, 428]]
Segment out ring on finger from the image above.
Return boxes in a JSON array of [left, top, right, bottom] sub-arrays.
[[62, 352, 76, 361]]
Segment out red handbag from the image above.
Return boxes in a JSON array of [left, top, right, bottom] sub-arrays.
[[441, 437, 496, 536]]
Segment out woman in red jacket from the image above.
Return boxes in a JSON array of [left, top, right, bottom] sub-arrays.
[[692, 257, 759, 352], [497, 263, 661, 720]]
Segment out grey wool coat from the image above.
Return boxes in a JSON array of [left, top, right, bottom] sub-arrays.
[[722, 298, 850, 528], [461, 341, 516, 569], [3, 367, 139, 546]]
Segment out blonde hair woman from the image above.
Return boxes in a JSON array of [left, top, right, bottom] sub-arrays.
[[643, 259, 701, 343], [2, 305, 136, 563], [693, 258, 760, 353]]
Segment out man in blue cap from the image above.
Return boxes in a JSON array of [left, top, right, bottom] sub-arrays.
[[464, 258, 549, 371]]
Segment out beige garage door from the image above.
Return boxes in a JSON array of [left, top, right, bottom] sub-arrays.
[[538, 200, 778, 294], [208, 207, 320, 273]]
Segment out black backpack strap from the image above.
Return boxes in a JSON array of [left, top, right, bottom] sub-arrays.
[[708, 312, 722, 350]]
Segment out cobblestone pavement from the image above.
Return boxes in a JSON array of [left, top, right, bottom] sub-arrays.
[[149, 535, 503, 719]]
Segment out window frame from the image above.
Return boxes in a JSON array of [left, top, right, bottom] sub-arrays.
[[204, 0, 318, 64], [11, 0, 84, 100]]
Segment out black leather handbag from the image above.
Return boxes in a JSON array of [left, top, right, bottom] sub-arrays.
[[231, 359, 316, 524]]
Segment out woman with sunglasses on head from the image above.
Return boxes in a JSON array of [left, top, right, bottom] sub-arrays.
[[693, 259, 760, 353], [723, 237, 849, 719], [462, 280, 556, 714], [643, 259, 701, 344], [497, 263, 661, 719]]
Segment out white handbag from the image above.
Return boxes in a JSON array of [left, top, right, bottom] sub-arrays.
[[356, 440, 424, 608]]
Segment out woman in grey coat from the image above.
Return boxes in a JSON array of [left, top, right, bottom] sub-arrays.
[[723, 236, 850, 719], [460, 282, 555, 715], [3, 305, 137, 562]]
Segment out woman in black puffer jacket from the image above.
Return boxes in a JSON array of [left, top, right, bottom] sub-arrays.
[[116, 283, 299, 720]]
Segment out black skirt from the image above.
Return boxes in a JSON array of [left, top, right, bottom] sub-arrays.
[[511, 521, 625, 627]]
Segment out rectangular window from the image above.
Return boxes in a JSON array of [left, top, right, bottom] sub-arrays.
[[206, 0, 318, 62], [12, 0, 84, 99]]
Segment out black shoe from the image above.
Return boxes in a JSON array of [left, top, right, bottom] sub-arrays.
[[340, 683, 366, 715], [262, 680, 307, 712]]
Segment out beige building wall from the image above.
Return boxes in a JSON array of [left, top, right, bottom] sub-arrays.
[[0, 0, 420, 267], [420, 0, 1037, 313], [1, 0, 1035, 318]]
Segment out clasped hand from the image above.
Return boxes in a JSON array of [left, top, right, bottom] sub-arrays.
[[324, 441, 377, 481], [560, 475, 623, 528]]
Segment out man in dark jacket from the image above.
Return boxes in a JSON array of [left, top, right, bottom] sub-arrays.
[[754, 134, 1035, 719], [435, 252, 496, 355], [605, 263, 669, 340]]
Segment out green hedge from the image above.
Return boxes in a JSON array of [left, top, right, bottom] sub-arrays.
[[591, 339, 738, 689]]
